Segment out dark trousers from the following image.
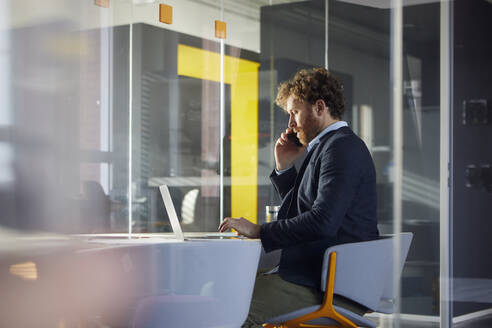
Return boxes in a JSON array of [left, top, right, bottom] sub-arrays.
[[242, 270, 366, 328]]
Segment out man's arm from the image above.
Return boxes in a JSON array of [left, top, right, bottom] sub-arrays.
[[269, 127, 304, 200], [270, 166, 297, 200], [217, 129, 304, 238], [260, 137, 364, 252]]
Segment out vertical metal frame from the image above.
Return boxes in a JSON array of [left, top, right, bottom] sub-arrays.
[[0, 1, 10, 128], [219, 0, 225, 224], [391, 0, 403, 327], [128, 4, 134, 238], [100, 11, 114, 199], [440, 0, 453, 327], [325, 0, 329, 70]]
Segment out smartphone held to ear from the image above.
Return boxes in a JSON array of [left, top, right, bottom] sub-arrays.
[[287, 131, 303, 147]]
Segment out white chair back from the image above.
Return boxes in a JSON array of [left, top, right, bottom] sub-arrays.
[[320, 233, 413, 312]]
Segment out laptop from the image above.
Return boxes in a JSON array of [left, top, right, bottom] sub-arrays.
[[159, 185, 244, 241]]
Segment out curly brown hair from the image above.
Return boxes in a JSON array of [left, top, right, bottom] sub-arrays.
[[275, 67, 345, 120]]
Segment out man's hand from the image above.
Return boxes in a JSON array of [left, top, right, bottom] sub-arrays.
[[275, 128, 306, 171], [218, 217, 261, 239]]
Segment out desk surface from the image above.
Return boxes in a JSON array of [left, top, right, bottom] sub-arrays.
[[75, 232, 260, 241], [0, 231, 261, 328]]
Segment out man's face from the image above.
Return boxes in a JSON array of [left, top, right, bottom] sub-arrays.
[[286, 95, 322, 146]]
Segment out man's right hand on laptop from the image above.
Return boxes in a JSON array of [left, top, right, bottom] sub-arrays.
[[218, 217, 260, 239]]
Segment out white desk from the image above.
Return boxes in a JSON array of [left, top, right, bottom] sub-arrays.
[[0, 231, 261, 328]]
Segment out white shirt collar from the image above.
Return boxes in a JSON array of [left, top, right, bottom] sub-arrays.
[[307, 121, 348, 152]]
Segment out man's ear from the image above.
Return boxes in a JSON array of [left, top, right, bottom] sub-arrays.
[[315, 99, 326, 115]]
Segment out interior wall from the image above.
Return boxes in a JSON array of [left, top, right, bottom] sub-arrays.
[[452, 0, 492, 317]]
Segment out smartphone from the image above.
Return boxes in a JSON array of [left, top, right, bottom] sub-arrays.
[[287, 131, 303, 147]]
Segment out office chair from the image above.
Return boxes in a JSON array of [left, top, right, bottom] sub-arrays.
[[263, 233, 413, 328], [81, 180, 111, 233], [181, 188, 199, 225]]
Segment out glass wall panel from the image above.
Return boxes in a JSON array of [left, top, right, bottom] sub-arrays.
[[129, 0, 307, 234], [12, 0, 492, 326], [130, 0, 224, 233], [259, 0, 326, 226], [324, 0, 442, 322], [400, 1, 441, 318], [451, 0, 492, 326], [222, 3, 260, 226], [79, 1, 133, 234], [0, 0, 131, 234]]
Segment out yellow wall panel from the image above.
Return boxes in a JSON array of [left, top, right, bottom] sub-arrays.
[[177, 44, 259, 223]]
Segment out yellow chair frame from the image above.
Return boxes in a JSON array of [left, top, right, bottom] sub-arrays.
[[263, 252, 358, 328]]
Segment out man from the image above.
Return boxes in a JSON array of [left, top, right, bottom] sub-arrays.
[[218, 67, 379, 327]]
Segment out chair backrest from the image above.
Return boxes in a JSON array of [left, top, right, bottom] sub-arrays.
[[377, 232, 413, 313], [181, 188, 199, 225], [320, 233, 413, 312]]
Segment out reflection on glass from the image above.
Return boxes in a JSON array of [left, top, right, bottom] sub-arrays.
[[5, 0, 492, 326], [9, 261, 38, 281], [450, 0, 492, 325], [0, 1, 132, 233], [130, 2, 225, 233], [130, 0, 266, 233], [400, 2, 440, 317]]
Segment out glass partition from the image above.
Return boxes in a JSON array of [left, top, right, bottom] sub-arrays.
[[128, 0, 305, 234], [400, 1, 441, 319], [79, 1, 133, 234], [259, 0, 327, 227], [450, 0, 492, 326], [5, 0, 492, 327], [0, 0, 132, 234], [129, 0, 225, 233]]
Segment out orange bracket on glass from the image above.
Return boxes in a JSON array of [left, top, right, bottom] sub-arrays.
[[215, 20, 227, 39], [159, 4, 173, 24]]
